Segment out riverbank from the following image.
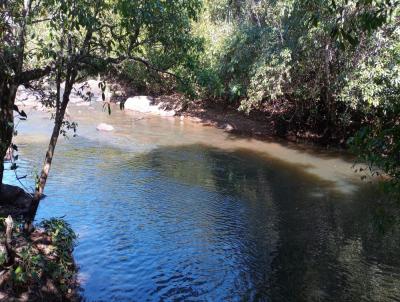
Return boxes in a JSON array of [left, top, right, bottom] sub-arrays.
[[0, 217, 78, 301], [14, 81, 347, 148], [150, 93, 346, 147]]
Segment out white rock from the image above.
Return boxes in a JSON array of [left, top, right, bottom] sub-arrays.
[[124, 96, 176, 116], [75, 102, 91, 107], [15, 86, 40, 106], [124, 96, 155, 112], [69, 96, 83, 103], [96, 123, 114, 131], [224, 124, 234, 132]]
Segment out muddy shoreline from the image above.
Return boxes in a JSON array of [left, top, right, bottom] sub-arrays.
[[152, 94, 346, 150]]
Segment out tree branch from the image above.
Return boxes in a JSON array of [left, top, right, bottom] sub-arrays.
[[18, 65, 52, 84], [83, 55, 183, 83]]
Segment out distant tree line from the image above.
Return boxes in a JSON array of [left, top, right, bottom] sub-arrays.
[[190, 0, 399, 194]]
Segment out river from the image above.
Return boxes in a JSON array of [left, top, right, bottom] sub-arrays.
[[5, 103, 400, 301]]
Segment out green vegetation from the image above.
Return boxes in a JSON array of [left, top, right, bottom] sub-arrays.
[[0, 218, 77, 300], [189, 0, 400, 194]]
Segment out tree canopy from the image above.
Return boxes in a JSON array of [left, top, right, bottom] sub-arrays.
[[191, 0, 400, 193]]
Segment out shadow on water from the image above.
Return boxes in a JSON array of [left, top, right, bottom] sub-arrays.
[[125, 144, 400, 302], [6, 135, 400, 301]]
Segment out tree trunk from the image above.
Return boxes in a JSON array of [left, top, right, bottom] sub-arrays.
[[4, 215, 14, 264], [0, 215, 14, 265], [0, 0, 31, 193], [321, 40, 335, 140], [0, 81, 18, 193], [24, 112, 64, 231], [24, 78, 74, 231]]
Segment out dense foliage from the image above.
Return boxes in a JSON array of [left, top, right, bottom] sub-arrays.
[[190, 0, 400, 194], [0, 218, 77, 300]]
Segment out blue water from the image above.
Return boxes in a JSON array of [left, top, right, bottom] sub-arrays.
[[5, 107, 400, 301]]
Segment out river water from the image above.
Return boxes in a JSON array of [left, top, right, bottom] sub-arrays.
[[5, 104, 400, 301]]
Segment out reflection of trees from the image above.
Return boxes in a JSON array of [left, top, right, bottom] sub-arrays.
[[13, 140, 400, 301], [266, 168, 400, 301], [132, 144, 400, 301], [130, 144, 280, 300]]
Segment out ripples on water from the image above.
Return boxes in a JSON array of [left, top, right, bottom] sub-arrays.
[[5, 107, 400, 301]]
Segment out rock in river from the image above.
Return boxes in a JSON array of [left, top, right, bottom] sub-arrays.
[[96, 123, 114, 131], [124, 96, 176, 117]]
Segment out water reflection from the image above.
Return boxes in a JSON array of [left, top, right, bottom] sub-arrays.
[[133, 145, 400, 301], [4, 109, 400, 301]]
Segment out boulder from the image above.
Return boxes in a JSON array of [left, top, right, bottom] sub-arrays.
[[0, 185, 25, 202], [124, 96, 176, 116], [15, 86, 40, 107], [124, 96, 155, 113], [0, 185, 33, 217], [96, 123, 114, 131]]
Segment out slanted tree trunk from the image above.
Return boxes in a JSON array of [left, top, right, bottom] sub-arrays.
[[25, 70, 77, 231], [24, 16, 92, 230]]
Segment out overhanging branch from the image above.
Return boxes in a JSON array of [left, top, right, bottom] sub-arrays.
[[81, 55, 183, 83], [129, 56, 182, 83], [18, 65, 52, 84]]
